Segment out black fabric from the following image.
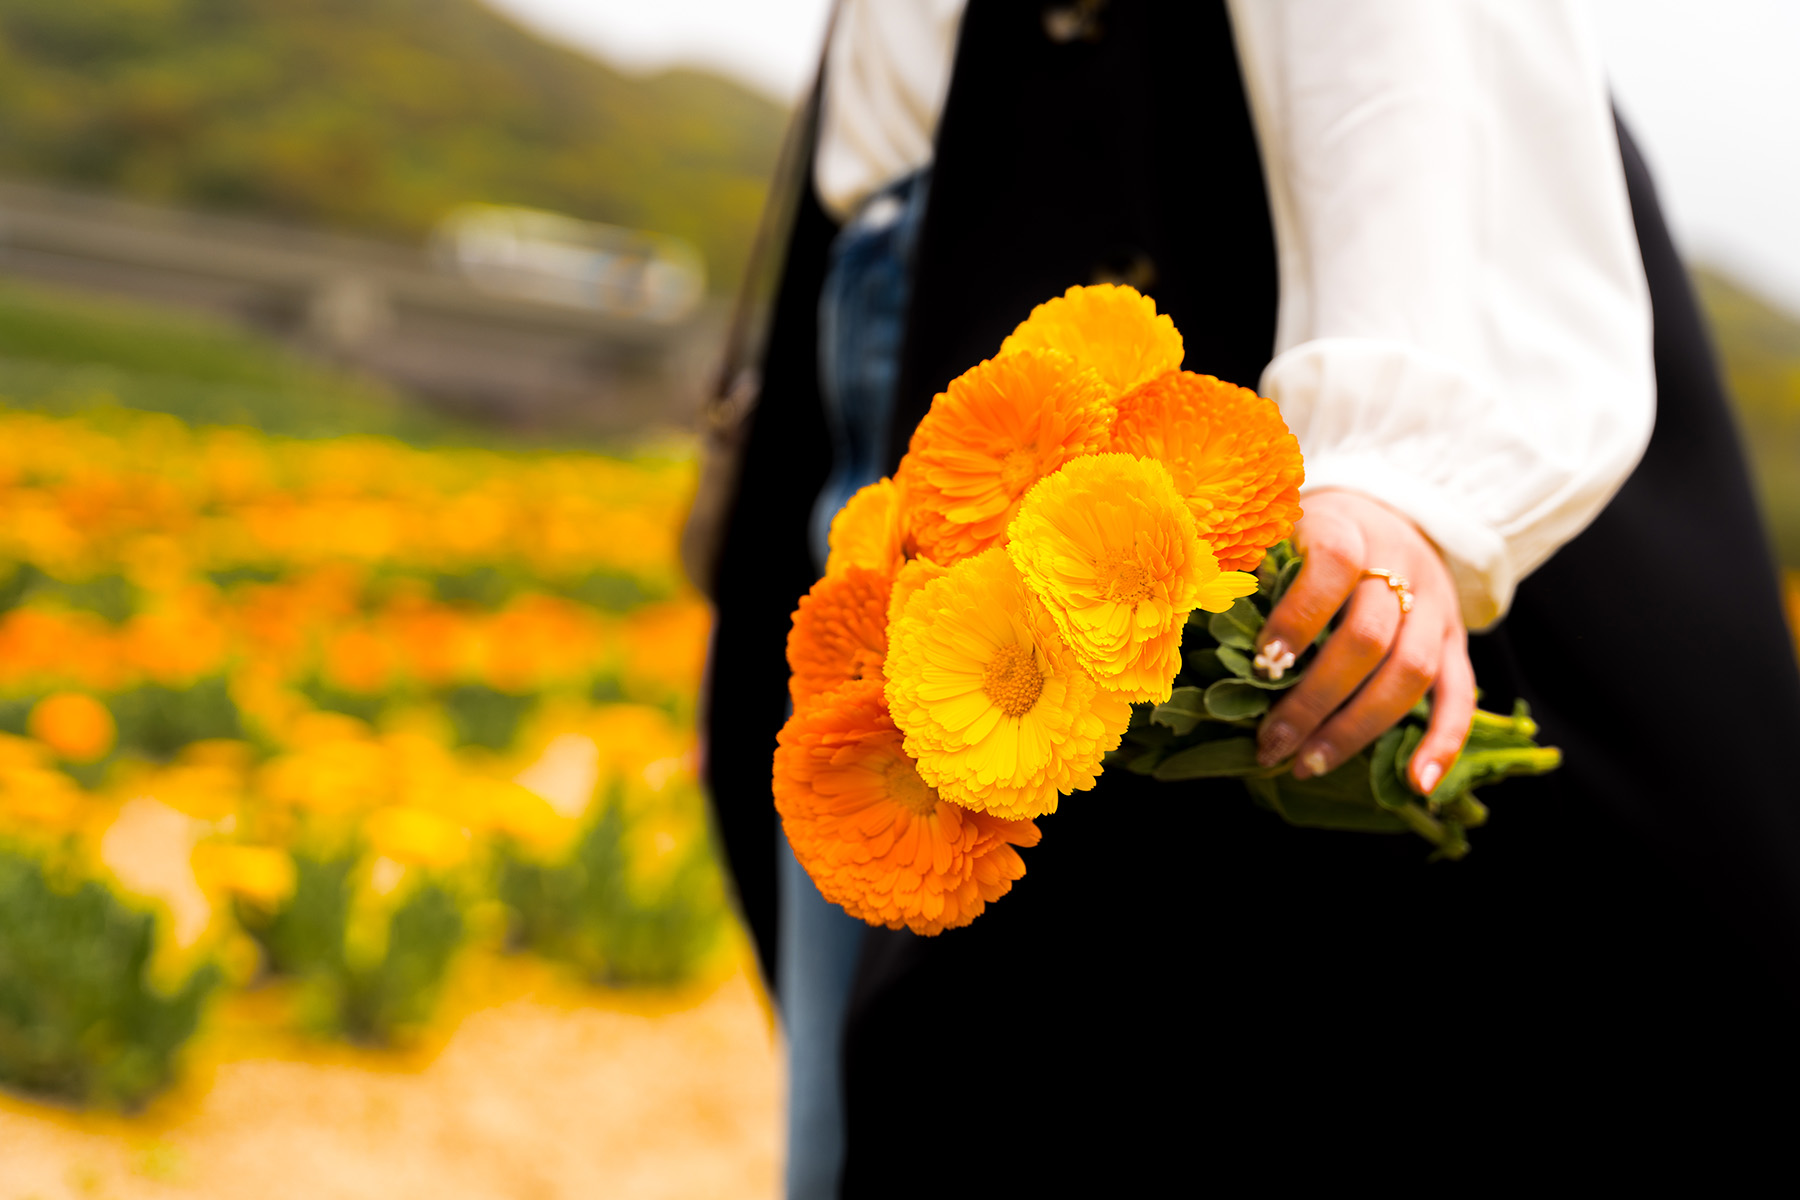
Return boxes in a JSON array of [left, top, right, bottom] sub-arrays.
[[703, 167, 838, 992], [884, 0, 1278, 472]]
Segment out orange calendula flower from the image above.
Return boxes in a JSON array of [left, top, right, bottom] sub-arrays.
[[773, 678, 1040, 936], [825, 477, 908, 577], [787, 565, 893, 706], [28, 692, 116, 763], [999, 283, 1184, 397], [1009, 453, 1257, 703], [885, 547, 1130, 819], [1109, 370, 1304, 572], [896, 349, 1113, 564]]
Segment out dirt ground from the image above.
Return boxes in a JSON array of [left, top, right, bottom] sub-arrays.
[[0, 954, 782, 1200]]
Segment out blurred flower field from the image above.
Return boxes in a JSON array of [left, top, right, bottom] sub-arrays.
[[0, 400, 734, 1114]]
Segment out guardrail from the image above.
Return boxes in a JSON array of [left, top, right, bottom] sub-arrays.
[[0, 178, 723, 431]]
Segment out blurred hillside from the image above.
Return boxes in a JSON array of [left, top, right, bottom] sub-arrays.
[[1695, 268, 1800, 568], [0, 0, 788, 295]]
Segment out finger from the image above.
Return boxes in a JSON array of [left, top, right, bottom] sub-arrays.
[[1408, 628, 1476, 794], [1291, 596, 1445, 777], [1257, 578, 1403, 770], [1255, 518, 1365, 676]]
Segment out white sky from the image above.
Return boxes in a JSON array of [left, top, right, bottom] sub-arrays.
[[486, 0, 1800, 315]]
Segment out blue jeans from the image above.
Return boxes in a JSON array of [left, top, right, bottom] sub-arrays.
[[783, 169, 928, 1200]]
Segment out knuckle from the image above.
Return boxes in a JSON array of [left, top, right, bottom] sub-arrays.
[[1338, 619, 1387, 661], [1390, 650, 1436, 691]]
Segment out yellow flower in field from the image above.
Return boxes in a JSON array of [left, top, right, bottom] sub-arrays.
[[192, 843, 297, 909], [1109, 371, 1304, 572], [999, 283, 1184, 397], [366, 805, 470, 870], [27, 692, 115, 763], [825, 477, 908, 577], [1008, 454, 1257, 703], [896, 349, 1114, 564], [884, 547, 1129, 819]]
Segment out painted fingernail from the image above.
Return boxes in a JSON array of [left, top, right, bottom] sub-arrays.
[[1298, 747, 1331, 779], [1416, 760, 1443, 794], [1253, 639, 1295, 681], [1257, 720, 1298, 766]]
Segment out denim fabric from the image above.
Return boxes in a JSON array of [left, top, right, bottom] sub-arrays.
[[807, 170, 931, 571], [782, 169, 928, 1200]]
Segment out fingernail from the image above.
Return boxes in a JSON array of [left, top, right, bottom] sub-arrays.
[[1298, 746, 1331, 779], [1257, 720, 1298, 767], [1252, 639, 1295, 681], [1416, 760, 1442, 795]]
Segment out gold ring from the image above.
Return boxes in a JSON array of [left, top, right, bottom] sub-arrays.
[[1363, 568, 1415, 614]]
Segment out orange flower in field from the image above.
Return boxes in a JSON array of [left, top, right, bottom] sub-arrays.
[[825, 478, 907, 577], [896, 349, 1113, 564], [773, 678, 1040, 935], [1110, 371, 1304, 572], [999, 284, 1184, 396], [787, 566, 893, 706], [28, 693, 116, 763]]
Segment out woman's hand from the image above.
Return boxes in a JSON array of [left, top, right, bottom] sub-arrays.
[[1254, 490, 1475, 793]]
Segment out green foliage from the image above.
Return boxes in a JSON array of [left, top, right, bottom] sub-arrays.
[[108, 677, 244, 759], [238, 852, 465, 1046], [1111, 541, 1561, 859], [0, 277, 476, 443], [333, 883, 464, 1045], [441, 684, 535, 752], [237, 853, 355, 979], [0, 0, 787, 294], [0, 844, 218, 1109], [1695, 269, 1800, 568], [497, 788, 724, 987]]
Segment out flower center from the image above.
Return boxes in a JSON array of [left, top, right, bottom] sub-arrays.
[[884, 755, 939, 816], [1097, 551, 1153, 604], [999, 446, 1040, 494], [982, 643, 1045, 718]]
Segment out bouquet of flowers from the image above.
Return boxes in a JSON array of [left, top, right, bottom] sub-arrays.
[[773, 285, 1559, 935]]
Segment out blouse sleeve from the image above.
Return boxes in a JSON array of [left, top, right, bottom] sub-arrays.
[[1224, 0, 1655, 630]]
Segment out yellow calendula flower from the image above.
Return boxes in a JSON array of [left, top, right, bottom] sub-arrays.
[[884, 547, 1129, 819], [886, 553, 949, 628], [1009, 454, 1257, 703], [998, 283, 1184, 397]]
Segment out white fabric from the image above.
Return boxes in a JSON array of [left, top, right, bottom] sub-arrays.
[[813, 0, 968, 221], [1226, 0, 1655, 629], [814, 0, 1657, 631]]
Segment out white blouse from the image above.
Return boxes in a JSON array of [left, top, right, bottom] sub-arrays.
[[816, 1, 1656, 631]]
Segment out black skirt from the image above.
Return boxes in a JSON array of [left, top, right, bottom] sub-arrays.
[[704, 2, 1800, 1186]]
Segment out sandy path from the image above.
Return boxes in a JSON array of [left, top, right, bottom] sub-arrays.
[[0, 956, 781, 1200]]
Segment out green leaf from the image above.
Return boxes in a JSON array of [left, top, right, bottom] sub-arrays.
[[1269, 551, 1303, 608], [1207, 597, 1263, 650], [1368, 726, 1412, 811], [1153, 736, 1263, 780], [1202, 679, 1270, 721], [1180, 647, 1232, 684], [1214, 645, 1255, 678], [1150, 687, 1209, 736]]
